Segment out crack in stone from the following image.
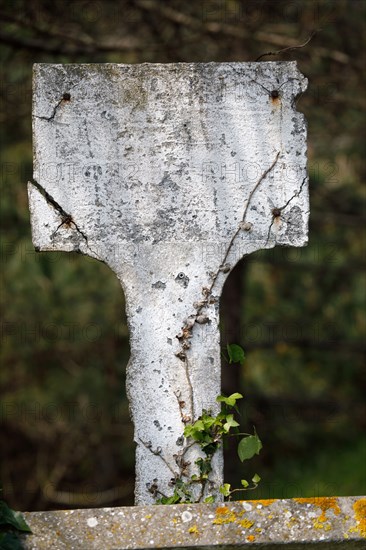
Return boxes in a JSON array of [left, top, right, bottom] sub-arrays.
[[36, 97, 65, 121], [278, 175, 307, 213], [31, 179, 69, 218], [35, 86, 76, 121], [265, 217, 276, 247], [29, 179, 100, 259], [265, 175, 307, 245]]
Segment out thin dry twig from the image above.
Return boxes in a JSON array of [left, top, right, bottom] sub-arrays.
[[255, 30, 318, 61]]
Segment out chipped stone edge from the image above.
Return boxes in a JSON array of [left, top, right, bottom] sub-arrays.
[[20, 496, 366, 549]]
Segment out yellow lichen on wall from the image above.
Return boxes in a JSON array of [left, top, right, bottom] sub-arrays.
[[294, 497, 341, 522], [212, 506, 255, 530], [237, 519, 254, 529], [313, 520, 332, 531], [213, 507, 237, 525], [350, 499, 366, 538], [188, 525, 199, 535], [250, 499, 276, 507]]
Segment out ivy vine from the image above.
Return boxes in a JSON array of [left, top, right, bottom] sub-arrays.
[[155, 345, 263, 504]]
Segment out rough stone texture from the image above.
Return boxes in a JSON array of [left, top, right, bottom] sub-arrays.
[[28, 62, 309, 504], [20, 497, 366, 549]]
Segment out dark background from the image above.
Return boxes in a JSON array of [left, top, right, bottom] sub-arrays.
[[0, 0, 365, 511]]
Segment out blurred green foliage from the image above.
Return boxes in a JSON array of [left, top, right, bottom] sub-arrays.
[[0, 0, 365, 510]]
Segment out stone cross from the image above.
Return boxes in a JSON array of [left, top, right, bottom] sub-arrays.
[[28, 62, 309, 505]]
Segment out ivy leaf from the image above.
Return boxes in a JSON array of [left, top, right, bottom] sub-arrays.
[[237, 434, 262, 462], [157, 492, 181, 505], [223, 414, 240, 432], [204, 495, 215, 503], [193, 419, 205, 432], [227, 344, 245, 365], [184, 420, 206, 440], [217, 393, 243, 407], [202, 442, 218, 456], [195, 457, 212, 476], [241, 479, 249, 488], [201, 414, 216, 430], [252, 473, 261, 484], [0, 501, 32, 533], [183, 425, 195, 438], [219, 483, 231, 497]]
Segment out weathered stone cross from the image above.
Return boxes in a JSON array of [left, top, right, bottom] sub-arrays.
[[28, 62, 309, 504]]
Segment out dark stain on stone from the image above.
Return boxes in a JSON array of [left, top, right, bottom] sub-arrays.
[[160, 172, 179, 192], [152, 281, 166, 290], [153, 420, 162, 431]]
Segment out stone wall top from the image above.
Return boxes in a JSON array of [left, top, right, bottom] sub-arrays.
[[21, 496, 366, 549]]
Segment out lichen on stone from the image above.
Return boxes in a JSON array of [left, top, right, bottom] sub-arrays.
[[294, 497, 341, 522], [350, 498, 366, 538], [237, 518, 254, 529]]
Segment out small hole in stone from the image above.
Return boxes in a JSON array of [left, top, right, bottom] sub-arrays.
[[178, 272, 185, 279], [271, 90, 279, 99], [272, 208, 281, 217], [63, 92, 71, 101]]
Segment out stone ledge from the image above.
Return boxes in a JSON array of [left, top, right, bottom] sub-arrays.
[[20, 496, 365, 549]]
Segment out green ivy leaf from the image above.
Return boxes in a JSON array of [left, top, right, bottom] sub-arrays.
[[0, 501, 32, 533], [202, 442, 218, 457], [195, 457, 212, 476], [159, 494, 181, 505], [184, 420, 206, 440], [193, 419, 205, 432], [217, 393, 243, 407], [219, 483, 231, 497], [204, 495, 215, 503], [241, 479, 249, 488], [201, 414, 216, 430], [227, 344, 245, 365], [223, 414, 240, 432], [183, 424, 195, 438], [252, 473, 261, 484], [237, 434, 262, 462]]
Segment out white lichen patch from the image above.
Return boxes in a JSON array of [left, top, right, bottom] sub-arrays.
[[181, 511, 193, 523], [87, 517, 98, 528]]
